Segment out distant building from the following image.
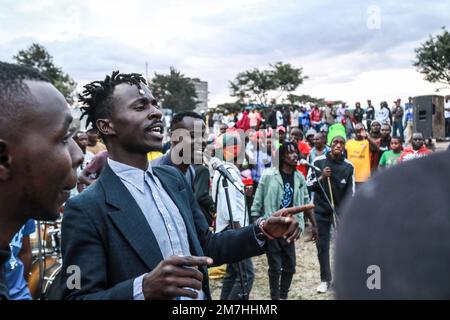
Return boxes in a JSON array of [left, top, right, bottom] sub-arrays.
[[190, 78, 208, 113]]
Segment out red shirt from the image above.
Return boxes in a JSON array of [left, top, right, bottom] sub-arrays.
[[296, 141, 312, 177], [370, 137, 381, 171], [341, 115, 356, 126], [236, 111, 250, 131], [310, 109, 322, 122], [297, 140, 312, 156], [398, 146, 432, 162], [310, 108, 322, 123]]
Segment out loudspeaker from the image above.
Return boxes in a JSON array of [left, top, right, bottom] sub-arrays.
[[413, 95, 445, 139]]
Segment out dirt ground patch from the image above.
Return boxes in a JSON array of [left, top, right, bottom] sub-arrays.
[[210, 226, 334, 300]]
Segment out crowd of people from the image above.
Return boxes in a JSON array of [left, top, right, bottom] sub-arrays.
[[1, 62, 450, 301], [197, 96, 447, 296]]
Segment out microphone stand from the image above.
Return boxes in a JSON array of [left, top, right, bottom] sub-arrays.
[[37, 221, 44, 300], [311, 167, 339, 227], [220, 174, 249, 300]]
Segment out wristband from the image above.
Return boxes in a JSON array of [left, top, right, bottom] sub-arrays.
[[258, 218, 275, 240]]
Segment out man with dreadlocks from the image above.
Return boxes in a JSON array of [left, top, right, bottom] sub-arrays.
[[0, 62, 83, 299], [60, 71, 309, 300], [251, 141, 317, 300]]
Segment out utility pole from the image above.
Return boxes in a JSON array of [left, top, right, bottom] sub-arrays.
[[145, 61, 149, 81]]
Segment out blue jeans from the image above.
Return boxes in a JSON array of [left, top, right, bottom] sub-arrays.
[[393, 121, 404, 141]]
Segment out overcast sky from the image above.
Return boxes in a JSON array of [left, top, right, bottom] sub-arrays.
[[1, 0, 449, 108]]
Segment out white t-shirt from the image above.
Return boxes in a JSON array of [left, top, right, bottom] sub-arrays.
[[213, 113, 223, 123], [377, 107, 391, 125], [83, 150, 95, 168], [276, 110, 284, 126], [291, 110, 299, 127], [212, 162, 247, 233], [223, 115, 232, 124], [445, 98, 450, 119], [164, 115, 171, 128], [336, 107, 346, 122], [249, 112, 259, 127], [71, 150, 95, 197]]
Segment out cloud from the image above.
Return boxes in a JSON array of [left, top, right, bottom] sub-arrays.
[[1, 0, 449, 107]]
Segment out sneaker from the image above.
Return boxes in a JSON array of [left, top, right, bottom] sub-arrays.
[[316, 282, 330, 293]]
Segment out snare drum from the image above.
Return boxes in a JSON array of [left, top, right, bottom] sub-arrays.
[[30, 221, 62, 258], [28, 256, 62, 300]]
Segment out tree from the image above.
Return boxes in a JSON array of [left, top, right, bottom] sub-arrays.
[[229, 62, 307, 107], [13, 43, 77, 104], [286, 94, 325, 106], [413, 27, 450, 89], [215, 102, 244, 114], [285, 94, 345, 108], [149, 67, 198, 113]]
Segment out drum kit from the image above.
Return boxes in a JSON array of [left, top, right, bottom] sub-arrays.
[[28, 218, 63, 300]]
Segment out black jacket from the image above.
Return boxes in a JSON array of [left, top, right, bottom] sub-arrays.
[[306, 154, 355, 216], [0, 249, 10, 300], [353, 108, 364, 123], [366, 106, 375, 120], [193, 164, 215, 226], [60, 164, 264, 300], [267, 111, 277, 129]]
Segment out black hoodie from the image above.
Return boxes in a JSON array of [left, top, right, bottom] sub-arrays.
[[306, 153, 355, 216]]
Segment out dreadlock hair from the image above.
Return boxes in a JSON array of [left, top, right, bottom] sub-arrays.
[[170, 111, 204, 131], [280, 141, 298, 158], [0, 61, 50, 138], [273, 141, 298, 169], [79, 71, 147, 131]]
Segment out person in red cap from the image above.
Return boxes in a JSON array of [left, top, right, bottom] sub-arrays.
[[290, 127, 311, 178], [241, 173, 255, 220], [275, 126, 287, 149], [212, 132, 254, 300], [245, 130, 272, 188]]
